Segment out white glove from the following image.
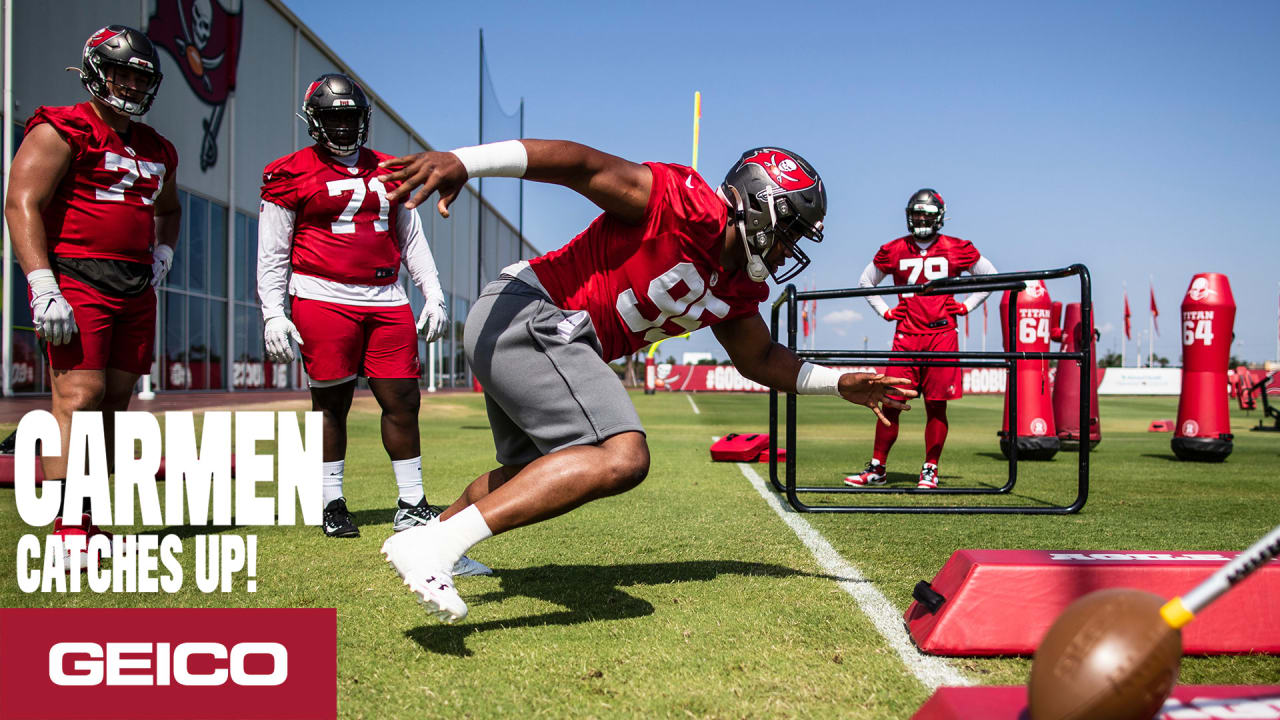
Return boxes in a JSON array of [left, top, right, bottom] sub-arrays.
[[264, 315, 304, 363], [27, 269, 78, 345], [416, 299, 448, 343], [151, 244, 175, 287]]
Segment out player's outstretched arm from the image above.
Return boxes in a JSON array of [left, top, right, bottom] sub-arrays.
[[378, 139, 652, 225], [711, 314, 916, 425]]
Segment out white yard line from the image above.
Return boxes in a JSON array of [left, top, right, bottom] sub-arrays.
[[685, 393, 700, 414], [719, 439, 970, 691]]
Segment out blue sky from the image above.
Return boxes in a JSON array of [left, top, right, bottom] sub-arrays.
[[290, 0, 1280, 365]]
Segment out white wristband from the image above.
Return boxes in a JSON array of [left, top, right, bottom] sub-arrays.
[[26, 268, 60, 295], [796, 362, 842, 397], [153, 244, 174, 265], [450, 140, 528, 179]]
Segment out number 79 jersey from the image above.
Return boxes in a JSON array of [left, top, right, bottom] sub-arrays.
[[529, 162, 768, 362], [874, 234, 982, 335], [27, 102, 177, 264], [260, 146, 403, 286]]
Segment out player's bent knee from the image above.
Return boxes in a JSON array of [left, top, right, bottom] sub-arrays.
[[55, 384, 106, 413], [600, 436, 650, 495]]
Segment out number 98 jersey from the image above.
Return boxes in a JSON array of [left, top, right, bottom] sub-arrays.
[[260, 146, 403, 286], [528, 162, 768, 362], [874, 234, 981, 335], [27, 102, 177, 264]]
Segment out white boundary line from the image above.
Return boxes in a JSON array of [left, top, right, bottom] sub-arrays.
[[728, 450, 970, 690], [685, 394, 700, 415]]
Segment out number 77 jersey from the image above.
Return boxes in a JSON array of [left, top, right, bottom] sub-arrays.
[[260, 146, 403, 286], [27, 102, 178, 265], [874, 233, 982, 335]]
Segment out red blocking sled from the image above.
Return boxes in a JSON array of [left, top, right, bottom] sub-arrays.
[[905, 549, 1280, 655]]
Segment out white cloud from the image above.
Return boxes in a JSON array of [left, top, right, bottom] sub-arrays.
[[1099, 322, 1115, 335], [823, 309, 863, 325]]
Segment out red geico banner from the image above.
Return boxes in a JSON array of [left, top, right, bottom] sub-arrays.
[[0, 608, 335, 720]]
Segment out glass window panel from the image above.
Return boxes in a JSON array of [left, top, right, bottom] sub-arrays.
[[188, 296, 208, 390], [246, 216, 260, 303], [187, 195, 208, 292], [163, 292, 187, 390], [432, 210, 453, 296], [10, 262, 33, 329], [234, 213, 248, 302], [210, 203, 228, 297], [209, 300, 226, 390], [10, 329, 42, 392], [169, 192, 189, 289]]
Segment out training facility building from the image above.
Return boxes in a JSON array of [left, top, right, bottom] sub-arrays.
[[0, 0, 535, 395]]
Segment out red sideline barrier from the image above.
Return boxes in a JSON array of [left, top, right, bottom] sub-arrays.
[[912, 686, 1280, 720], [905, 550, 1280, 655], [1150, 419, 1175, 432], [0, 456, 236, 487]]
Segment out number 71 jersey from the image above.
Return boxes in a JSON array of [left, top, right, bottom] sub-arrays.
[[260, 146, 403, 286], [874, 234, 981, 335]]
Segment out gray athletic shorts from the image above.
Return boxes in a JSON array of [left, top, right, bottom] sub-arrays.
[[464, 277, 645, 466]]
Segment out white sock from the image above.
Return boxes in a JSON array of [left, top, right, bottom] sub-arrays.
[[871, 458, 885, 468], [431, 505, 493, 568], [322, 460, 345, 506], [392, 456, 425, 506]]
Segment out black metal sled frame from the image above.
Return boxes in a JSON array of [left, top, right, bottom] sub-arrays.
[[767, 265, 1092, 514]]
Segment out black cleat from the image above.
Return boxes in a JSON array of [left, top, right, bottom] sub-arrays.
[[322, 498, 360, 538], [393, 497, 437, 531]]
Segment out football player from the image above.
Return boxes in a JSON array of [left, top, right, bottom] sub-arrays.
[[845, 189, 997, 490], [6, 25, 179, 569], [256, 73, 487, 576], [376, 141, 917, 622]]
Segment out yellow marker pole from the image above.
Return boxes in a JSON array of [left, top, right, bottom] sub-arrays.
[[692, 91, 701, 171]]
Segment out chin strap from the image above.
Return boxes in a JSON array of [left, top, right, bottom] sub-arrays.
[[723, 185, 769, 283]]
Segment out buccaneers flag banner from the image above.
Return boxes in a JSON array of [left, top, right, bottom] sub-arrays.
[[148, 0, 244, 170], [1150, 283, 1160, 335], [1124, 292, 1132, 340]]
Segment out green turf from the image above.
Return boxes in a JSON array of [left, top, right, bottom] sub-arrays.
[[1, 391, 1277, 718]]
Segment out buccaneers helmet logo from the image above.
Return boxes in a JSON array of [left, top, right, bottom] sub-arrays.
[[740, 149, 817, 192]]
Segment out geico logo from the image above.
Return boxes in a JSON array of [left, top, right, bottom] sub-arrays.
[[49, 641, 287, 686], [1048, 553, 1232, 562]]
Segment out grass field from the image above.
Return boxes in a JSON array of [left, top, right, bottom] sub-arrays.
[[2, 390, 1278, 718]]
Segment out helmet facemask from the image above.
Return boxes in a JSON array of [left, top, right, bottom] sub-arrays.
[[305, 106, 369, 156]]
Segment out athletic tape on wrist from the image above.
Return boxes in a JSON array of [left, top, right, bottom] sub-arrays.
[[26, 268, 60, 295], [796, 362, 842, 397], [450, 140, 528, 179], [154, 244, 174, 265]]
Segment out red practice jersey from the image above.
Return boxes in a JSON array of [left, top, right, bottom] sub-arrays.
[[874, 234, 982, 334], [27, 102, 177, 264], [530, 162, 768, 362], [260, 146, 405, 286]]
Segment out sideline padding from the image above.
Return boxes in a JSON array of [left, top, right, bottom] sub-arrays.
[[905, 550, 1280, 655], [912, 686, 1280, 720]]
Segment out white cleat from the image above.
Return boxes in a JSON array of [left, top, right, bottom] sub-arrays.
[[453, 555, 493, 577], [381, 528, 469, 623]]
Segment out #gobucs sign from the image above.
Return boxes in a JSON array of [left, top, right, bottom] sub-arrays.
[[738, 149, 817, 192], [147, 0, 244, 171]]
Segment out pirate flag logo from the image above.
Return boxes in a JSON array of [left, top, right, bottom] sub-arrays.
[[147, 0, 244, 171]]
